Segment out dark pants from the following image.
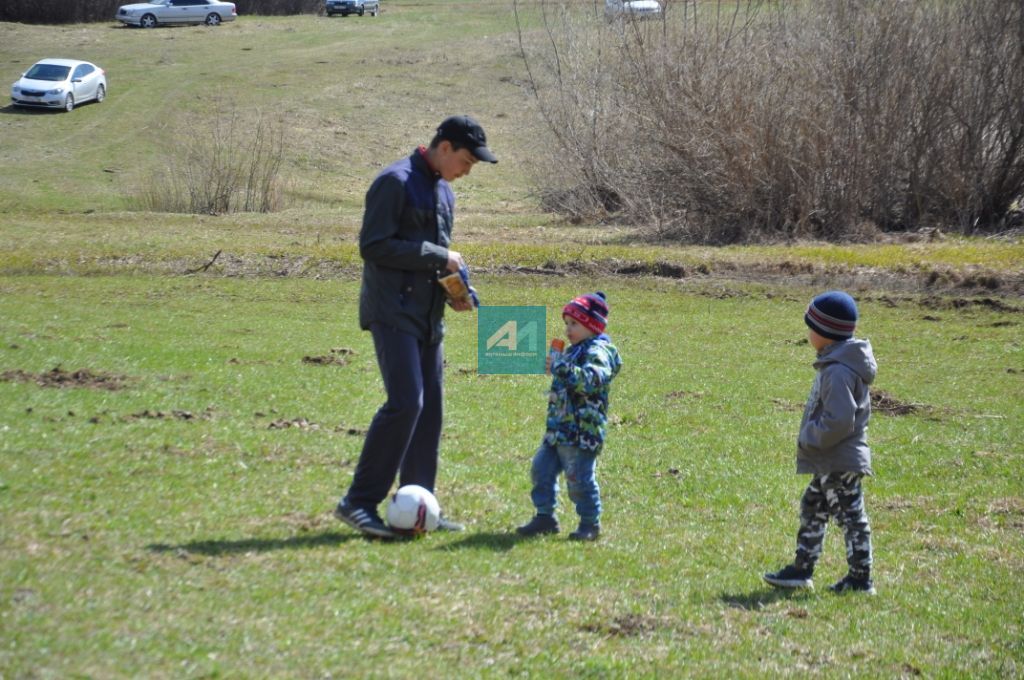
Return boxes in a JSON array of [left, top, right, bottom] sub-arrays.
[[794, 471, 873, 579], [344, 324, 444, 510]]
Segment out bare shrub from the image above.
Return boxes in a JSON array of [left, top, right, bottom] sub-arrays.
[[515, 0, 1024, 242], [131, 109, 286, 215]]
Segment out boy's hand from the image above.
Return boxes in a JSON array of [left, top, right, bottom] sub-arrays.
[[545, 354, 553, 374]]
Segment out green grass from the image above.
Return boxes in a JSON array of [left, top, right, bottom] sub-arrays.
[[1, 2, 1023, 676], [1, 275, 1022, 676]]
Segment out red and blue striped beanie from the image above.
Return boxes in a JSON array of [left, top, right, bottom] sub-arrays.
[[805, 290, 858, 341], [563, 292, 609, 335]]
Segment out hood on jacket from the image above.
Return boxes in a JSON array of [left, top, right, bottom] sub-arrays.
[[814, 338, 877, 385]]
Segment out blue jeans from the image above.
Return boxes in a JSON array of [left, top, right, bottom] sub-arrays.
[[529, 442, 601, 525]]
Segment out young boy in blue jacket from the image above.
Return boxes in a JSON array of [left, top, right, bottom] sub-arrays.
[[764, 291, 878, 594], [516, 292, 622, 541]]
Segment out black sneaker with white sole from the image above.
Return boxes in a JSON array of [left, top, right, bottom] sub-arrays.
[[515, 514, 559, 536], [333, 501, 396, 539], [763, 564, 814, 589], [435, 514, 466, 532], [568, 522, 600, 541], [829, 574, 876, 595]]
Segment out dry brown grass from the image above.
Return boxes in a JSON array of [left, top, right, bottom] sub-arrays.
[[517, 0, 1024, 242]]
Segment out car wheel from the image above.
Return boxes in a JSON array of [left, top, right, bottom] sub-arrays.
[[96, 84, 106, 103], [140, 13, 157, 28], [358, 7, 365, 15], [371, 7, 378, 15], [64, 94, 75, 112], [205, 12, 222, 25]]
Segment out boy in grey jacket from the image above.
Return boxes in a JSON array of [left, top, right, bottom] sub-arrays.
[[764, 291, 878, 594]]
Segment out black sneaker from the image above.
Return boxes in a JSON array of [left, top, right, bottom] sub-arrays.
[[829, 574, 876, 595], [516, 514, 559, 536], [568, 523, 600, 541], [763, 564, 814, 589], [435, 514, 465, 532], [333, 501, 395, 539]]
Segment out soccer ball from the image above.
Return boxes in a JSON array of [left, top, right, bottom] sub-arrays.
[[386, 485, 441, 534]]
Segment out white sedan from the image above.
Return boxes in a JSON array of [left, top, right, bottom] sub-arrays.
[[10, 59, 107, 112], [116, 0, 237, 28]]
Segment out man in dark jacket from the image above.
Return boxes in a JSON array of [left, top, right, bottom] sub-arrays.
[[335, 115, 497, 537]]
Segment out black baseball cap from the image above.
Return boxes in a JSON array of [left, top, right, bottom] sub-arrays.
[[435, 115, 498, 163]]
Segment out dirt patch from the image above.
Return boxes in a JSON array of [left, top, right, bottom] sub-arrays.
[[125, 408, 214, 421], [920, 296, 1022, 313], [265, 417, 365, 435], [772, 397, 803, 412], [872, 389, 923, 416], [302, 347, 355, 366], [268, 417, 322, 431], [67, 250, 1024, 296], [0, 366, 129, 391], [581, 613, 664, 637], [665, 390, 705, 401]]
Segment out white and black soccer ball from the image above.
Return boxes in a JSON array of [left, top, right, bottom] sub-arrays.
[[386, 484, 441, 534]]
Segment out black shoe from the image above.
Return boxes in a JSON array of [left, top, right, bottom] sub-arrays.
[[435, 514, 465, 532], [333, 501, 395, 539], [763, 564, 814, 589], [516, 514, 559, 536], [829, 574, 876, 595], [568, 523, 600, 541]]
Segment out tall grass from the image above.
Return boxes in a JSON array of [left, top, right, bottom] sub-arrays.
[[516, 0, 1024, 242]]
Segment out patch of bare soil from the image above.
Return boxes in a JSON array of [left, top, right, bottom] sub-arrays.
[[771, 397, 803, 412], [491, 258, 1024, 298], [919, 296, 1022, 313], [87, 249, 1024, 297], [125, 408, 215, 421], [0, 366, 129, 390], [872, 389, 923, 416], [265, 417, 366, 435], [302, 347, 355, 366], [581, 613, 665, 637]]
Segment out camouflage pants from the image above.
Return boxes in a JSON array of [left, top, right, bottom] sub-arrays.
[[794, 471, 872, 579]]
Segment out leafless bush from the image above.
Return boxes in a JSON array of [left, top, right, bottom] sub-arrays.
[[515, 0, 1024, 242], [131, 109, 286, 215]]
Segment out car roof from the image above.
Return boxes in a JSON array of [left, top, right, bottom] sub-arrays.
[[31, 59, 93, 68]]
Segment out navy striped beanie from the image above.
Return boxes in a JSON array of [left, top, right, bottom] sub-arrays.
[[563, 292, 609, 335], [805, 290, 858, 341]]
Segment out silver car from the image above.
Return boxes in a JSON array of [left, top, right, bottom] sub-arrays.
[[326, 0, 379, 17], [10, 59, 107, 112], [605, 0, 661, 20], [116, 0, 237, 28]]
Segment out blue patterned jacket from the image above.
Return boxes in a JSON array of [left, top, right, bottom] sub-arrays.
[[544, 334, 622, 453]]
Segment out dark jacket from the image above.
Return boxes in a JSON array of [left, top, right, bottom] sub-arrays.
[[358, 150, 453, 344], [796, 338, 877, 475]]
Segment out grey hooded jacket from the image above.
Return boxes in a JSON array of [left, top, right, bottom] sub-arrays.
[[796, 338, 877, 475]]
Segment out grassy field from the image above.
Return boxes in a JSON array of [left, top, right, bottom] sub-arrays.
[[1, 2, 1023, 677], [1, 275, 1021, 677]]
